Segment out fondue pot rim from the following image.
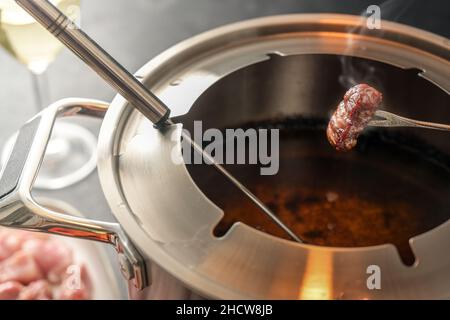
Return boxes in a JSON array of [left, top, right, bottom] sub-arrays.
[[96, 14, 450, 299]]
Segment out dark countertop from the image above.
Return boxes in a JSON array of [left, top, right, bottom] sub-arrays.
[[0, 0, 448, 298]]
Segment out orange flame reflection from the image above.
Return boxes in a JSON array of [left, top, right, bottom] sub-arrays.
[[298, 250, 333, 300]]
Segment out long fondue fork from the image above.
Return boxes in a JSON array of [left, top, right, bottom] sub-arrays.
[[15, 0, 303, 243], [369, 110, 450, 131]]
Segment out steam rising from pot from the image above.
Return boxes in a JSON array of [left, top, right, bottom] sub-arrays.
[[339, 0, 416, 90]]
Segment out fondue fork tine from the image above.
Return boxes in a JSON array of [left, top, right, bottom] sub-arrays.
[[15, 0, 303, 243], [179, 129, 303, 243], [369, 110, 450, 131]]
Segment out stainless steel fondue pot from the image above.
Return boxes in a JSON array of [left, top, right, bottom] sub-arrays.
[[0, 14, 449, 299]]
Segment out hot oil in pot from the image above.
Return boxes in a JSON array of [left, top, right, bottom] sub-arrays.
[[185, 117, 450, 265]]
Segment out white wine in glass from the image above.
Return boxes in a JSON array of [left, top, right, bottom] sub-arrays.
[[0, 0, 98, 189], [0, 0, 79, 73]]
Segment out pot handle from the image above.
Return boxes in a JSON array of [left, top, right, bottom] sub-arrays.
[[0, 98, 148, 290]]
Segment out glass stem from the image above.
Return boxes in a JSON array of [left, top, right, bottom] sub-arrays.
[[30, 71, 50, 111]]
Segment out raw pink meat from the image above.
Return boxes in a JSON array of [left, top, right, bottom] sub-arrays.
[[0, 229, 48, 261], [23, 238, 73, 283], [0, 281, 23, 300], [0, 229, 26, 261], [0, 227, 92, 300], [18, 280, 52, 300], [0, 251, 43, 284]]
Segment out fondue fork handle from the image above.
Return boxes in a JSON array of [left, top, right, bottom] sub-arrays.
[[369, 110, 450, 131], [15, 0, 303, 243], [15, 0, 170, 126], [0, 99, 148, 290]]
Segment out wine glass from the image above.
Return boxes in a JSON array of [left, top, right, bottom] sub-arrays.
[[0, 0, 98, 189]]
